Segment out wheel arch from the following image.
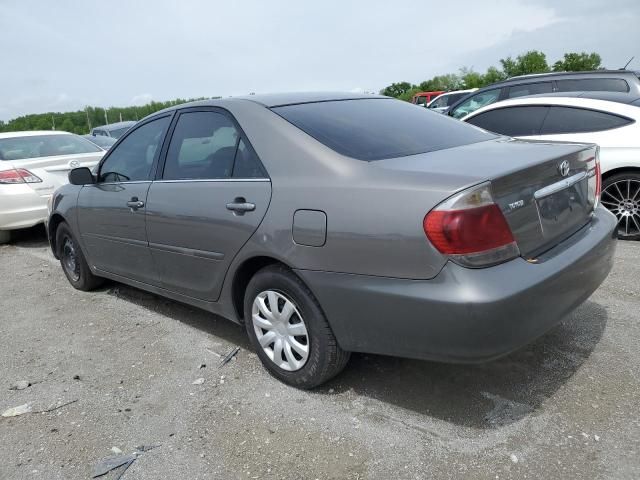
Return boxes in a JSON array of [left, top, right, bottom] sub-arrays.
[[602, 166, 640, 181], [48, 213, 67, 259], [231, 255, 294, 323]]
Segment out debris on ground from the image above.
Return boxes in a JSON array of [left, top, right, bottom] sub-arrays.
[[192, 378, 205, 385], [1, 399, 77, 418], [219, 347, 240, 367], [2, 403, 32, 417], [9, 380, 31, 390], [198, 363, 206, 369], [111, 447, 123, 455], [92, 445, 160, 479], [510, 454, 519, 464]]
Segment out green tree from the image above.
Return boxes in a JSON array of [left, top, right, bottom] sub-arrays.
[[552, 52, 602, 72], [459, 68, 484, 88], [500, 50, 549, 77], [482, 66, 507, 85], [380, 82, 415, 98]]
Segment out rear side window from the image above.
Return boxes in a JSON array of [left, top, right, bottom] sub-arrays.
[[466, 106, 549, 137], [273, 99, 495, 161], [163, 111, 239, 180], [450, 89, 501, 119], [507, 82, 553, 98], [556, 78, 629, 93], [0, 134, 102, 161], [541, 106, 633, 134]]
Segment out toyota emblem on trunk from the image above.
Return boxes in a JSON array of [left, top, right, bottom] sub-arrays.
[[69, 160, 80, 169], [558, 160, 570, 177]]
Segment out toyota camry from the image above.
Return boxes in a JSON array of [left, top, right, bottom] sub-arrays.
[[47, 93, 616, 388]]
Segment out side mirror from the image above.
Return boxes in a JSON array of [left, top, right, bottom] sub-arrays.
[[69, 167, 95, 185]]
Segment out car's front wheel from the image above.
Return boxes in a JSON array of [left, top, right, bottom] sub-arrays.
[[55, 222, 104, 291], [244, 265, 350, 388], [601, 172, 640, 240]]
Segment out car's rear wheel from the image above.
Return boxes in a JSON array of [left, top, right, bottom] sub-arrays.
[[0, 230, 10, 245], [601, 172, 640, 240], [55, 222, 104, 291], [244, 264, 350, 389]]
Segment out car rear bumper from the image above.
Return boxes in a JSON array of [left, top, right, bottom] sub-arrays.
[[295, 205, 617, 363], [0, 185, 49, 230]]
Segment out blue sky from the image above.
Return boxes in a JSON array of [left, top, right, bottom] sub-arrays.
[[0, 0, 638, 120]]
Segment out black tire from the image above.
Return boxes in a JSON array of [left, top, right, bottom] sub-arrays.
[[601, 172, 640, 240], [55, 222, 104, 291], [244, 264, 350, 389]]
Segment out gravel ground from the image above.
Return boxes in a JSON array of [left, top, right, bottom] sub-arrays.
[[0, 226, 639, 480]]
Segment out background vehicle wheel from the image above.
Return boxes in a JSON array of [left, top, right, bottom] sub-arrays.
[[0, 230, 10, 245], [601, 172, 640, 240], [55, 222, 104, 291], [244, 264, 350, 389]]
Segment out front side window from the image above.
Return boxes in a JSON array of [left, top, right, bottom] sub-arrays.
[[466, 106, 550, 137], [98, 116, 170, 183], [507, 82, 553, 99], [556, 78, 629, 93], [450, 89, 501, 119], [274, 98, 495, 161], [415, 96, 427, 106], [163, 111, 240, 180], [541, 106, 634, 134], [0, 134, 102, 161]]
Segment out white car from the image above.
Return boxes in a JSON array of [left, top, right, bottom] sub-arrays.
[[0, 131, 105, 243], [427, 88, 478, 114], [461, 97, 640, 239]]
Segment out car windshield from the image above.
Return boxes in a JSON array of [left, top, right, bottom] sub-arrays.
[[85, 135, 117, 149], [0, 134, 102, 161], [109, 127, 131, 139], [451, 89, 501, 119], [273, 99, 495, 161]]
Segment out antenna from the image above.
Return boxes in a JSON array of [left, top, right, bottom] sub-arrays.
[[623, 56, 635, 70]]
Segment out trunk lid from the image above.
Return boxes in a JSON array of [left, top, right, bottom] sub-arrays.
[[374, 138, 598, 258], [8, 152, 104, 197]]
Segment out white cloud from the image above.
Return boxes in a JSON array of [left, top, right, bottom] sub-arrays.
[[130, 94, 153, 106], [0, 0, 637, 121]]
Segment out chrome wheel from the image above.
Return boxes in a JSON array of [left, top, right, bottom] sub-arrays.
[[601, 179, 640, 237], [61, 236, 80, 282], [252, 290, 309, 371]]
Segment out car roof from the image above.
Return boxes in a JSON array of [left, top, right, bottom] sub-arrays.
[[461, 96, 640, 121], [92, 121, 137, 131], [145, 92, 389, 118], [515, 90, 640, 104], [494, 69, 640, 86], [0, 130, 72, 139]]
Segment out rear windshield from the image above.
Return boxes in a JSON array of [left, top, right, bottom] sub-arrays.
[[109, 127, 131, 139], [0, 134, 102, 161], [273, 99, 495, 161]]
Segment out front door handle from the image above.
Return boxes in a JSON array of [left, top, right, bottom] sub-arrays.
[[226, 197, 255, 215], [126, 197, 145, 210]]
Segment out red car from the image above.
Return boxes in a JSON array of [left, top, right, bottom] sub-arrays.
[[411, 91, 445, 106]]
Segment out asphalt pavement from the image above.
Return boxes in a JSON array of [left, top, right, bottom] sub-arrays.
[[0, 226, 638, 479]]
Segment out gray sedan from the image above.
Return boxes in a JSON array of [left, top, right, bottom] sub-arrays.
[[47, 93, 617, 388]]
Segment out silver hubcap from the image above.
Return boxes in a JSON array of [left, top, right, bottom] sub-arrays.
[[601, 179, 640, 237], [252, 290, 309, 371]]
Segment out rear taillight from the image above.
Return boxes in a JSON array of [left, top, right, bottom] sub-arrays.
[[0, 168, 42, 184], [424, 182, 519, 268], [587, 150, 601, 210]]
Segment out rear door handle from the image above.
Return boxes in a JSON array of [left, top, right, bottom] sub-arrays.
[[226, 198, 255, 215], [126, 197, 145, 210]]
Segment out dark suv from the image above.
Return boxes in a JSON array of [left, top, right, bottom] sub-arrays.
[[448, 70, 640, 119]]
